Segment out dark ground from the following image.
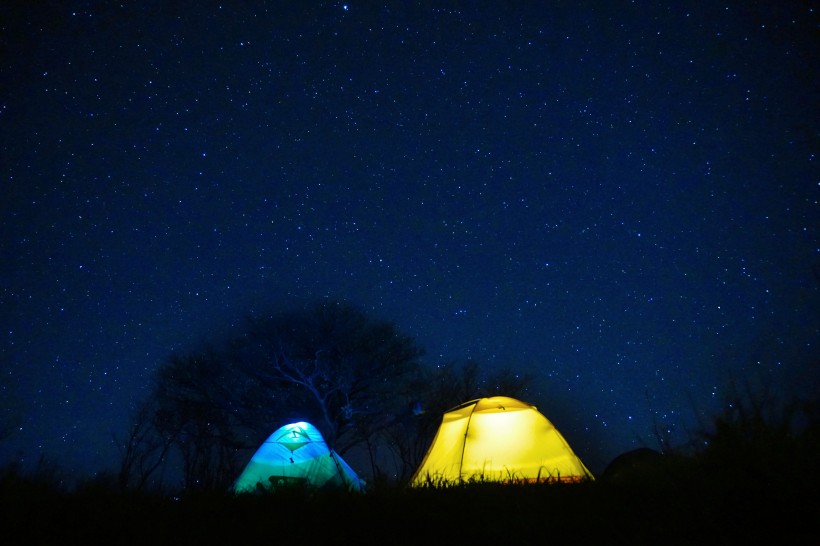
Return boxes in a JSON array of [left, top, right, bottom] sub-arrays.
[[2, 461, 817, 545], [5, 398, 819, 545]]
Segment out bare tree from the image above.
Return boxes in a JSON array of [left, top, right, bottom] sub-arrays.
[[127, 300, 534, 488], [150, 349, 253, 491], [133, 300, 425, 489], [231, 300, 424, 455], [115, 398, 175, 491]]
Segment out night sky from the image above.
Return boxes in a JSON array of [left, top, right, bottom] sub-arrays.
[[2, 2, 818, 480]]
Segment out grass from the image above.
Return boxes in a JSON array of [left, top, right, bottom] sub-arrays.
[[2, 456, 817, 545], [3, 389, 818, 544]]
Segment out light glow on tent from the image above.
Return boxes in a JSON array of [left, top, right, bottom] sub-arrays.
[[411, 396, 594, 486], [275, 423, 312, 453], [232, 421, 366, 493]]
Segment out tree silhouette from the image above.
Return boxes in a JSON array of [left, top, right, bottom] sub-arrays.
[[150, 349, 251, 490], [229, 300, 425, 454], [124, 300, 539, 489], [115, 397, 175, 491], [136, 300, 425, 489]]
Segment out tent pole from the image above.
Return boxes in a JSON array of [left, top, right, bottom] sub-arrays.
[[457, 403, 478, 485]]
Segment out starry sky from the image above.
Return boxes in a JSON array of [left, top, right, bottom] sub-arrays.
[[1, 1, 818, 480]]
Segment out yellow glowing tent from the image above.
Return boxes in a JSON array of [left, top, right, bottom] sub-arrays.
[[410, 396, 594, 486]]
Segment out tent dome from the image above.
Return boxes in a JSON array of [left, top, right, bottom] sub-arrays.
[[411, 396, 594, 485], [232, 421, 366, 493]]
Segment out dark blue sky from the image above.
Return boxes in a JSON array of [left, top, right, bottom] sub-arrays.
[[2, 1, 818, 479]]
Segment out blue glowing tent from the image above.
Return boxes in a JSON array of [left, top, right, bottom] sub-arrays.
[[232, 421, 366, 493]]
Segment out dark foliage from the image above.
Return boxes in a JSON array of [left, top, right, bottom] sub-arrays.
[[124, 301, 430, 490], [151, 349, 254, 491], [691, 380, 820, 501], [228, 300, 425, 454], [115, 397, 175, 492], [8, 385, 820, 543], [3, 455, 817, 545], [120, 300, 535, 490]]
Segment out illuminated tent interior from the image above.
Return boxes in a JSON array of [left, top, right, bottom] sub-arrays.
[[411, 396, 594, 486], [232, 421, 366, 493]]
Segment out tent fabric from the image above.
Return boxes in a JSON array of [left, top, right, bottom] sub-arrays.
[[410, 396, 594, 486], [232, 421, 366, 493]]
